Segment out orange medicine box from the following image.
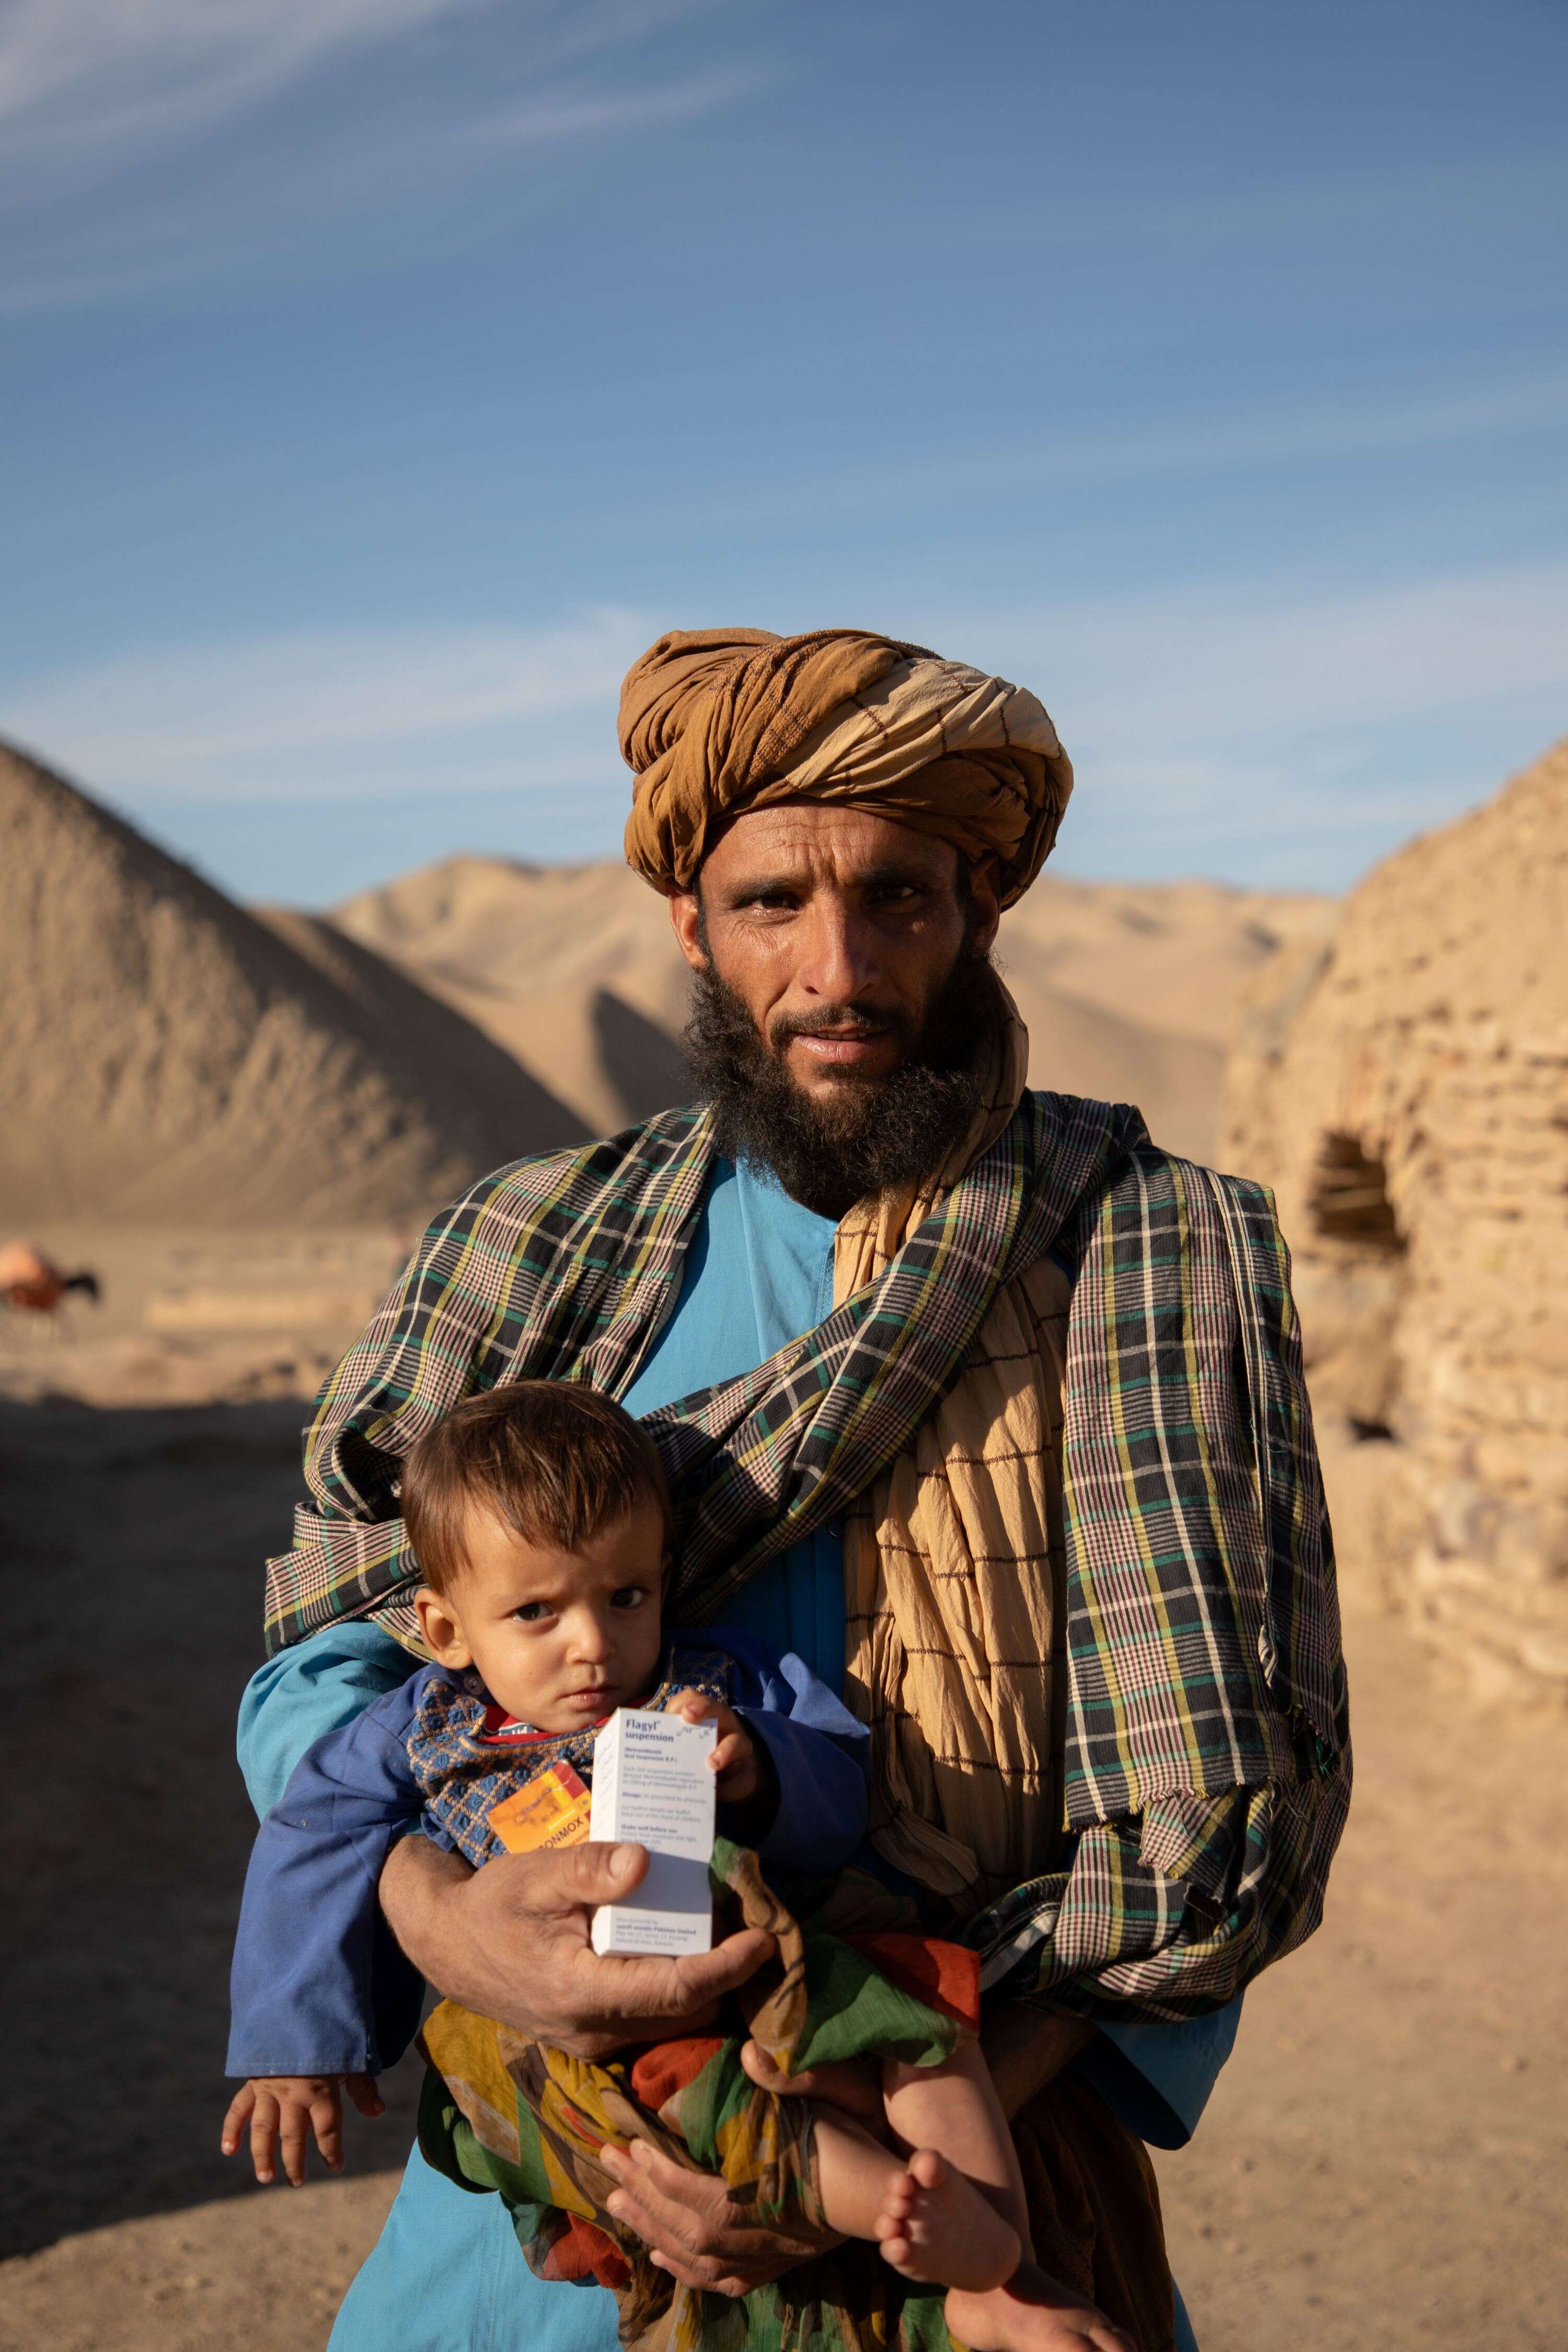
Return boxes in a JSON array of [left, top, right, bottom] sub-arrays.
[[487, 1759, 593, 1854]]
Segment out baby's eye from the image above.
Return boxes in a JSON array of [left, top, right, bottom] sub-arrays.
[[609, 1586, 650, 1611], [513, 1601, 552, 1624]]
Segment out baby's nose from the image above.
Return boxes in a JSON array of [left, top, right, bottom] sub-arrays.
[[570, 1614, 614, 1660]]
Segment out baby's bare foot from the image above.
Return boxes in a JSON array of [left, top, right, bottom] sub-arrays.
[[873, 2148, 1020, 2292], [944, 2261, 1137, 2352]]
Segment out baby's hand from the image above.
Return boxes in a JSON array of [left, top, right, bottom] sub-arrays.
[[221, 2072, 384, 2186], [663, 1689, 761, 1806]]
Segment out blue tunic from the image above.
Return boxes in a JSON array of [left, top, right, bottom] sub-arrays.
[[236, 1157, 1235, 2351]]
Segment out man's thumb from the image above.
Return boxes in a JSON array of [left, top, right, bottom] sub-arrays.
[[559, 1838, 648, 1903]]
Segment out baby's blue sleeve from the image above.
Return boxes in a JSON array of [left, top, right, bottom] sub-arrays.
[[705, 1629, 870, 1875], [227, 1673, 433, 2079], [237, 1620, 413, 1819]]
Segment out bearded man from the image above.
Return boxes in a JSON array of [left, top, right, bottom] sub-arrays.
[[240, 628, 1349, 2352]]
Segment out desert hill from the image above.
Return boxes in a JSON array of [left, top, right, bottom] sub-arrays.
[[0, 732, 1338, 1235], [335, 856, 1336, 1162], [0, 743, 584, 1227]]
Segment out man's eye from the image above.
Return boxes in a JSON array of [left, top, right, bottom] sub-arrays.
[[610, 1587, 648, 1610], [513, 1602, 551, 1623]]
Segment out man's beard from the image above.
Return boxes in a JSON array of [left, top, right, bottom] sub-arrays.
[[682, 948, 1007, 1219]]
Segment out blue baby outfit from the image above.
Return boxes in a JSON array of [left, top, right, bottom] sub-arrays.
[[227, 1624, 869, 2082]]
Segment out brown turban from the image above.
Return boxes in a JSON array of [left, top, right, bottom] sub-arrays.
[[619, 626, 1073, 907]]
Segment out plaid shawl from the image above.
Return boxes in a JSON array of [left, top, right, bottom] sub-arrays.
[[263, 1094, 1348, 2016]]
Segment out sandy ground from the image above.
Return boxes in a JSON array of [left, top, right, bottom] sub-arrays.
[[0, 1227, 403, 1410], [2, 1380, 1563, 2352]]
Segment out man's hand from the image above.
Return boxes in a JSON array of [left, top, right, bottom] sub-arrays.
[[740, 2039, 886, 2125], [221, 2072, 384, 2186], [379, 1836, 775, 2059], [599, 2138, 839, 2296]]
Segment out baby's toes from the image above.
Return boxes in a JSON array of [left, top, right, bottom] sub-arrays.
[[906, 2147, 947, 2192], [878, 2221, 916, 2269]]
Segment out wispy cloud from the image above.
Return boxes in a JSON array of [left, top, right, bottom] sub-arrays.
[[949, 151, 1568, 264], [950, 555, 1568, 739], [0, 0, 479, 163], [467, 62, 759, 151], [924, 561, 1568, 874], [3, 605, 655, 799], [7, 563, 1565, 875], [948, 559, 1568, 757], [0, 0, 766, 309], [599, 367, 1568, 546]]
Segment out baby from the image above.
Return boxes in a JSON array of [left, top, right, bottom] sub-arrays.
[[224, 1381, 1132, 2352]]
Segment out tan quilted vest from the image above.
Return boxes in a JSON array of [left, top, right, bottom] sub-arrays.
[[836, 998, 1073, 1915]]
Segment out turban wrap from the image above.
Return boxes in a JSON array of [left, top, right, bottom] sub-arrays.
[[619, 627, 1073, 908]]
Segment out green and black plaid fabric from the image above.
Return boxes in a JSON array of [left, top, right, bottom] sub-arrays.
[[262, 1093, 1348, 2018]]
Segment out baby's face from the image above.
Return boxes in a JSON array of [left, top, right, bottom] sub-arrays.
[[422, 1496, 666, 1732]]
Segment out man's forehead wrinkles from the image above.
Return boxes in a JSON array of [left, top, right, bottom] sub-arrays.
[[709, 837, 956, 900]]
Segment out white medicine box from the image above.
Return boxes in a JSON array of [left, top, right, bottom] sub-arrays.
[[589, 1708, 717, 1957]]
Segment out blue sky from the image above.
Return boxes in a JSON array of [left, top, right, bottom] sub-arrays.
[[2, 0, 1565, 905]]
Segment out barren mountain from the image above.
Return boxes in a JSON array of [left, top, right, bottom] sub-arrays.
[[335, 856, 1336, 1162], [0, 744, 583, 1227]]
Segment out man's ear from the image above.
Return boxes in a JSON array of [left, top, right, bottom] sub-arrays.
[[415, 1587, 474, 1669], [966, 855, 1002, 956], [667, 885, 708, 972]]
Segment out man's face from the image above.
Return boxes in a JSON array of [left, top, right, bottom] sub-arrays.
[[667, 803, 1001, 1104]]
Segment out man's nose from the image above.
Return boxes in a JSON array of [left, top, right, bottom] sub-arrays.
[[794, 895, 880, 1001]]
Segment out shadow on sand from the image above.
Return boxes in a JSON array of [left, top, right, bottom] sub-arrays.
[[592, 989, 694, 1127], [0, 1396, 421, 2258]]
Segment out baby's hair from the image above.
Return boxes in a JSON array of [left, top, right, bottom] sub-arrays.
[[402, 1380, 673, 1596]]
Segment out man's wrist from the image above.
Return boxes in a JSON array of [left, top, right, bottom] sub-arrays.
[[980, 2002, 1096, 2119], [379, 1830, 471, 1982], [718, 1737, 780, 1846]]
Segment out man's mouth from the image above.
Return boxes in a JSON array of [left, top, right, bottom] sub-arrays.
[[774, 1013, 902, 1072], [795, 1031, 888, 1067]]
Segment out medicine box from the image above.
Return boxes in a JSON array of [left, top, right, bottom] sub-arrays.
[[487, 1758, 592, 1855], [589, 1708, 716, 1957]]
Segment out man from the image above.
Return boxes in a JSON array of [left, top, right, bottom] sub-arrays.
[[241, 627, 1349, 2352]]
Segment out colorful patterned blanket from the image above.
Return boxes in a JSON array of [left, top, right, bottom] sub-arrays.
[[419, 1842, 1047, 2352]]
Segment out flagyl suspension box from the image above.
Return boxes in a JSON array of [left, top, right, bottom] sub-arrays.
[[589, 1709, 716, 1957]]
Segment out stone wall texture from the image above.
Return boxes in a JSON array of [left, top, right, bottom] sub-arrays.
[[1223, 736, 1568, 1699]]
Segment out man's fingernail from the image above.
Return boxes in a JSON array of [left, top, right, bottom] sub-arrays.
[[609, 1843, 638, 1880]]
